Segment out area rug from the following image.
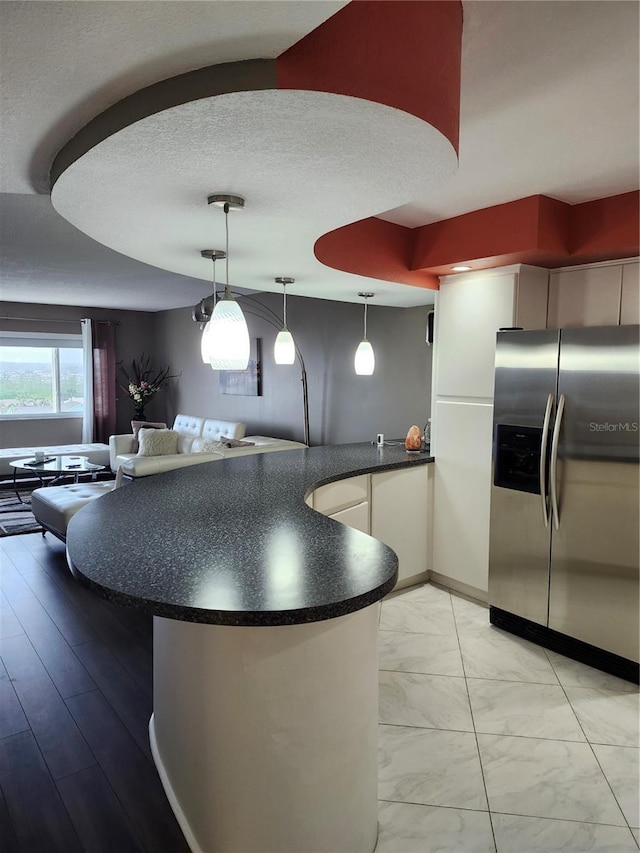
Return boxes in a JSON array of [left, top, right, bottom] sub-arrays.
[[0, 490, 42, 536]]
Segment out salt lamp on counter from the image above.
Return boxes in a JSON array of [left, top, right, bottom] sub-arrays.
[[405, 425, 423, 452]]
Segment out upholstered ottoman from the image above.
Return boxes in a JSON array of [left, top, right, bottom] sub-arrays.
[[31, 481, 117, 542], [0, 443, 110, 478]]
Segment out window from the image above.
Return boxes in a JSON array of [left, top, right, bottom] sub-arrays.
[[0, 332, 84, 418]]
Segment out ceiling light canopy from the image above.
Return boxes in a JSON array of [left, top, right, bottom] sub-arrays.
[[355, 292, 375, 376], [274, 277, 296, 365], [207, 196, 250, 371]]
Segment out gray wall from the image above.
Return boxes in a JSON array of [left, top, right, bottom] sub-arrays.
[[0, 301, 159, 446], [154, 293, 433, 446]]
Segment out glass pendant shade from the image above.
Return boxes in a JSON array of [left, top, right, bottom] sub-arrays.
[[354, 340, 375, 375], [274, 329, 295, 364], [200, 319, 215, 364], [355, 292, 375, 375], [208, 297, 250, 370]]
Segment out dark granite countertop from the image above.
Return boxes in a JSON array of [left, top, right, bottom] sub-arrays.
[[66, 443, 434, 626]]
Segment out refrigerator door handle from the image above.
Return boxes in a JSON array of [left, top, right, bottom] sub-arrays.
[[550, 393, 565, 531], [539, 393, 554, 528]]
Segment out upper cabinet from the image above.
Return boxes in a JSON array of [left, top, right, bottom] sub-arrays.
[[620, 262, 640, 325], [547, 260, 639, 328], [436, 266, 548, 399], [547, 265, 622, 328]]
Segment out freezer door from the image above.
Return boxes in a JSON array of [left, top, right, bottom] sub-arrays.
[[549, 325, 639, 662], [489, 330, 560, 625]]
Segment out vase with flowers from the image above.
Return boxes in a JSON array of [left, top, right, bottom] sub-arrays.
[[118, 354, 177, 421]]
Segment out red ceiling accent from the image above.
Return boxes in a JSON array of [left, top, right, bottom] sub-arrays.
[[277, 0, 463, 153], [315, 217, 439, 290], [570, 191, 640, 262], [411, 195, 576, 275], [411, 192, 639, 275], [277, 2, 636, 290], [315, 192, 639, 288]]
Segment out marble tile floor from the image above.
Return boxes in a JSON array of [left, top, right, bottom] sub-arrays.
[[376, 583, 639, 853]]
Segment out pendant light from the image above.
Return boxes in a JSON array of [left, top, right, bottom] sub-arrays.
[[354, 292, 375, 375], [207, 195, 251, 371], [274, 277, 296, 365], [199, 249, 225, 364]]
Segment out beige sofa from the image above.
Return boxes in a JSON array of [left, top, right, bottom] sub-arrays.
[[110, 413, 306, 478]]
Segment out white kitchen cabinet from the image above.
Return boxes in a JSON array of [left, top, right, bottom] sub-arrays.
[[328, 501, 370, 535], [547, 264, 622, 328], [370, 466, 431, 589], [309, 466, 432, 589], [620, 262, 640, 325], [312, 475, 369, 515], [436, 267, 548, 399], [431, 400, 493, 596], [431, 265, 547, 598], [311, 474, 370, 534]]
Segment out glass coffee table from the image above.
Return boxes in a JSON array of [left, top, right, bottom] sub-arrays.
[[10, 455, 106, 502]]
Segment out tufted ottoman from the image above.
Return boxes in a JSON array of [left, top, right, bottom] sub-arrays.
[[31, 481, 117, 542]]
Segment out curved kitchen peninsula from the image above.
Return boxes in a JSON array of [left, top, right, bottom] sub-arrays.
[[66, 443, 433, 853]]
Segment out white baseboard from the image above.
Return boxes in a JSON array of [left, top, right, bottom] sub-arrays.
[[149, 714, 201, 853], [427, 571, 488, 604]]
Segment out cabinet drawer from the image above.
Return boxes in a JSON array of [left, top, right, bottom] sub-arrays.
[[329, 501, 370, 535], [313, 475, 369, 515]]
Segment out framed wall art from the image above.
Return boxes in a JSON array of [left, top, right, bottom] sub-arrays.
[[219, 338, 262, 396]]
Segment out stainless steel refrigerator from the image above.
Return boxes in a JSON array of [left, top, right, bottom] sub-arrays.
[[488, 325, 639, 682]]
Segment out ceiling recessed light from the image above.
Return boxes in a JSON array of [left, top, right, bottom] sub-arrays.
[[452, 265, 472, 272]]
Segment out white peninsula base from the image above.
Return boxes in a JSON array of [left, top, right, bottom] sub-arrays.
[[149, 605, 380, 853]]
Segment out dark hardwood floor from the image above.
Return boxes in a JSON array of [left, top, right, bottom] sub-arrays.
[[0, 532, 190, 852]]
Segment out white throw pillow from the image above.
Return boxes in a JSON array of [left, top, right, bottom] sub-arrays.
[[191, 437, 223, 453], [137, 428, 179, 457], [130, 420, 167, 452]]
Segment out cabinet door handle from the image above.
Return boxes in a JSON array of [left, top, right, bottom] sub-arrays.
[[539, 393, 554, 528], [550, 394, 565, 531]]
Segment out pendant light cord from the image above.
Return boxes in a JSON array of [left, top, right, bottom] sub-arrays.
[[283, 284, 288, 330], [363, 296, 368, 341], [224, 202, 230, 299]]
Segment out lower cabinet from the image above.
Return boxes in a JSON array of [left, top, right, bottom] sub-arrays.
[[371, 467, 431, 589], [328, 501, 370, 534], [309, 467, 432, 589]]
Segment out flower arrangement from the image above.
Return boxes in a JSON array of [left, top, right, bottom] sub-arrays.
[[118, 354, 177, 419]]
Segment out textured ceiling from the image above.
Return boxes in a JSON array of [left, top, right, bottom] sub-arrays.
[[1, 1, 638, 312], [51, 90, 456, 308], [0, 0, 346, 195]]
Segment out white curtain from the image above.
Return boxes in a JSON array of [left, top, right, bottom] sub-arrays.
[[81, 318, 94, 442]]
